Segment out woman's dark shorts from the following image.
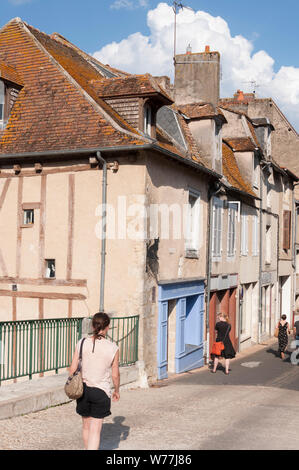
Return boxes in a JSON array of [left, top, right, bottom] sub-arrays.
[[76, 383, 111, 419]]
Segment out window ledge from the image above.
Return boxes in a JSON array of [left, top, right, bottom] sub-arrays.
[[185, 250, 199, 259], [20, 224, 34, 228]]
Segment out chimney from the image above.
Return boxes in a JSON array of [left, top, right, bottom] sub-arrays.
[[186, 44, 192, 55], [174, 46, 220, 106], [235, 90, 244, 101]]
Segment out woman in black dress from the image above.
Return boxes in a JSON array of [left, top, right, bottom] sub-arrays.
[[211, 313, 236, 374], [277, 314, 290, 359]]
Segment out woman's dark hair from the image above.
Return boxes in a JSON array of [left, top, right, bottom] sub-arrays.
[[281, 314, 287, 320], [92, 312, 110, 338]]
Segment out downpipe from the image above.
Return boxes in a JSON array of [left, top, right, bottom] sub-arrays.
[[96, 151, 107, 312]]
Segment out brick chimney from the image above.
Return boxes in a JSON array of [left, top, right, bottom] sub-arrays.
[[233, 90, 256, 102], [174, 46, 220, 106]]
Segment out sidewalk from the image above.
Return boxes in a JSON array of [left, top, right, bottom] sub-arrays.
[[0, 338, 276, 421], [0, 362, 143, 420]]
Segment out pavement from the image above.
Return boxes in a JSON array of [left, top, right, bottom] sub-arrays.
[[0, 337, 299, 450]]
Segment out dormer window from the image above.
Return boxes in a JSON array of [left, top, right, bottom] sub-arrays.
[[0, 81, 5, 130], [144, 103, 152, 136], [0, 63, 23, 131]]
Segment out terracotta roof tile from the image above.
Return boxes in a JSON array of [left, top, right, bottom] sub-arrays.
[[224, 137, 256, 152], [91, 74, 173, 103], [0, 18, 147, 155], [178, 103, 226, 122], [0, 17, 214, 178], [0, 61, 23, 86], [50, 32, 131, 78], [222, 142, 257, 197]]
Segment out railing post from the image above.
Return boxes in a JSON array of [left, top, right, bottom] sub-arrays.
[[0, 323, 2, 386], [55, 320, 59, 374], [29, 321, 33, 380]]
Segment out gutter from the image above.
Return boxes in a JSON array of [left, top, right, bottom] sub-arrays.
[[258, 165, 263, 343], [0, 143, 221, 179]]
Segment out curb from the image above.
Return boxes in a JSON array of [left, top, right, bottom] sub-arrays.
[[0, 364, 141, 421]]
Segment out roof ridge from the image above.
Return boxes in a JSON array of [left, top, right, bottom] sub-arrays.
[[50, 32, 131, 79], [20, 21, 150, 144]]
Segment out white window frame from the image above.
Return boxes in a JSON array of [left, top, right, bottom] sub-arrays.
[[241, 206, 249, 256], [265, 226, 271, 265], [227, 202, 238, 258], [45, 259, 56, 279], [185, 189, 200, 255], [144, 103, 152, 136], [23, 209, 34, 225], [0, 80, 5, 130], [212, 197, 223, 260], [252, 212, 259, 256], [253, 155, 259, 190]]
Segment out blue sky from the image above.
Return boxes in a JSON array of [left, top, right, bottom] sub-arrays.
[[1, 0, 299, 129]]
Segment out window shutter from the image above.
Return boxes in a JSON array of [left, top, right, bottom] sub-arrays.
[[283, 210, 291, 250]]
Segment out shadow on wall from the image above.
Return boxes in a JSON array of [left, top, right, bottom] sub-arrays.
[[100, 416, 130, 450]]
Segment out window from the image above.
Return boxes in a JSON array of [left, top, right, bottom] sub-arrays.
[[45, 259, 55, 279], [0, 81, 4, 130], [265, 226, 271, 264], [227, 203, 237, 257], [241, 206, 248, 256], [252, 212, 259, 256], [266, 176, 271, 209], [283, 210, 291, 250], [144, 103, 152, 136], [253, 156, 259, 189], [185, 190, 200, 255], [212, 198, 223, 258], [23, 209, 34, 225]]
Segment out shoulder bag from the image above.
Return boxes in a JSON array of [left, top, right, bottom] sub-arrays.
[[64, 337, 86, 400], [274, 323, 279, 338], [211, 324, 230, 356]]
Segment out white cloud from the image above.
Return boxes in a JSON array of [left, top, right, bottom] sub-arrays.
[[110, 0, 149, 9], [95, 2, 299, 131]]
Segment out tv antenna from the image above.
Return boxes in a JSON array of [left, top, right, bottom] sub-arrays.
[[242, 80, 260, 94], [172, 1, 194, 65]]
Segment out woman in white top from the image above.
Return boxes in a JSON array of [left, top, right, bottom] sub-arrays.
[[69, 312, 120, 450]]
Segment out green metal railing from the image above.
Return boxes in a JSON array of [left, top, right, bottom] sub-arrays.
[[108, 315, 139, 367], [0, 315, 139, 383]]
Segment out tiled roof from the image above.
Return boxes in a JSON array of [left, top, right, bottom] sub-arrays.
[[0, 18, 148, 155], [0, 18, 215, 178], [178, 103, 226, 122], [175, 109, 211, 168], [222, 142, 257, 197], [50, 32, 131, 78], [91, 74, 173, 103], [224, 137, 257, 152], [0, 61, 23, 86]]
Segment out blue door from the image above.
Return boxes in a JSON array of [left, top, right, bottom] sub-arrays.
[[157, 280, 205, 378]]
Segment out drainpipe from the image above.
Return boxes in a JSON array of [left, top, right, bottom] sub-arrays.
[[205, 182, 221, 364], [291, 184, 296, 327], [258, 165, 263, 343], [96, 151, 107, 312]]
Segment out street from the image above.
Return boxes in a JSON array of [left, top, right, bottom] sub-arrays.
[[0, 339, 299, 450]]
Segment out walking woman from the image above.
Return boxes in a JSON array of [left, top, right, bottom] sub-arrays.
[[69, 312, 120, 450], [277, 314, 291, 360], [211, 313, 236, 374]]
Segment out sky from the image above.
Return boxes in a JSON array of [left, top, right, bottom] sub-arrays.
[[1, 0, 299, 131]]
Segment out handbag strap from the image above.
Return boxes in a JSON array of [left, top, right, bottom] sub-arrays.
[[77, 337, 86, 372], [223, 324, 230, 342]]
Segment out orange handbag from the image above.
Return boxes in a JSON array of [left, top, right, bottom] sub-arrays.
[[211, 341, 224, 356]]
